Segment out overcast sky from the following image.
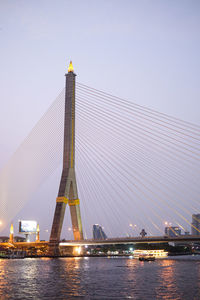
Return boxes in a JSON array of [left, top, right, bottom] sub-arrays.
[[0, 0, 200, 239]]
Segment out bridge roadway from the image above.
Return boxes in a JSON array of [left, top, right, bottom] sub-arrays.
[[1, 235, 200, 249], [0, 241, 48, 249], [59, 235, 200, 247]]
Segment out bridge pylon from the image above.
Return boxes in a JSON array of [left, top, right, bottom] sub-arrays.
[[49, 61, 83, 255]]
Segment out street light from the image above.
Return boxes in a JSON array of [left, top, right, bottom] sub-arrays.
[[129, 224, 137, 236], [129, 224, 137, 228]]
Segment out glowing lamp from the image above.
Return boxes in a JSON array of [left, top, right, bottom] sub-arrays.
[[74, 246, 82, 255], [10, 223, 14, 234], [68, 61, 74, 73]]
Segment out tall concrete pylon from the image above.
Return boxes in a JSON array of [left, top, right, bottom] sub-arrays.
[[49, 62, 83, 254]]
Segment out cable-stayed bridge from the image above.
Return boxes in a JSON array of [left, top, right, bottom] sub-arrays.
[[0, 63, 200, 247]]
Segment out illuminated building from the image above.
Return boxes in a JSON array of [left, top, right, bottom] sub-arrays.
[[165, 226, 181, 237], [14, 236, 26, 242], [0, 236, 9, 242], [93, 224, 107, 240], [191, 214, 200, 236]]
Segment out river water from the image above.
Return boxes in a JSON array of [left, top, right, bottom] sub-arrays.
[[0, 256, 200, 299]]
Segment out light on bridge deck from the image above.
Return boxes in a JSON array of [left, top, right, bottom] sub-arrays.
[[73, 246, 82, 255]]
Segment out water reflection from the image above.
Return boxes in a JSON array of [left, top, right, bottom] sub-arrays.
[[0, 260, 9, 294], [155, 259, 178, 299], [198, 259, 200, 290], [0, 257, 200, 299]]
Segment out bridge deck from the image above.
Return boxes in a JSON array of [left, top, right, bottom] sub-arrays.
[[59, 235, 200, 246], [1, 236, 200, 249]]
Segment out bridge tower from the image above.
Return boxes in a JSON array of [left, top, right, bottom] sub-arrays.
[[49, 62, 83, 254]]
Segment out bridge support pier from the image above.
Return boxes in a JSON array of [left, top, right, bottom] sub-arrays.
[[49, 62, 83, 256]]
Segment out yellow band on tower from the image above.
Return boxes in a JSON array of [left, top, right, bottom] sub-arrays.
[[56, 197, 68, 204], [68, 199, 80, 206]]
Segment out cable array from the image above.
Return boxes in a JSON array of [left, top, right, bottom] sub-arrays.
[[0, 82, 199, 239], [0, 89, 65, 232], [76, 83, 200, 236]]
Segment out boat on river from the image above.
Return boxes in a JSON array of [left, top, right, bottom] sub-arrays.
[[134, 249, 168, 259], [139, 254, 155, 261]]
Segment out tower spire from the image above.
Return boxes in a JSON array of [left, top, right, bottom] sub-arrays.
[[36, 224, 40, 242], [9, 223, 14, 244], [68, 61, 74, 73], [49, 62, 83, 255]]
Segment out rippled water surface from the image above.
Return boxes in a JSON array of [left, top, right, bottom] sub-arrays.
[[0, 256, 200, 299]]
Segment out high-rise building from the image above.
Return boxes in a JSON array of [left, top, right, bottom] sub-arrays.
[[93, 224, 107, 240], [165, 226, 181, 237], [191, 214, 200, 235], [184, 231, 190, 235]]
